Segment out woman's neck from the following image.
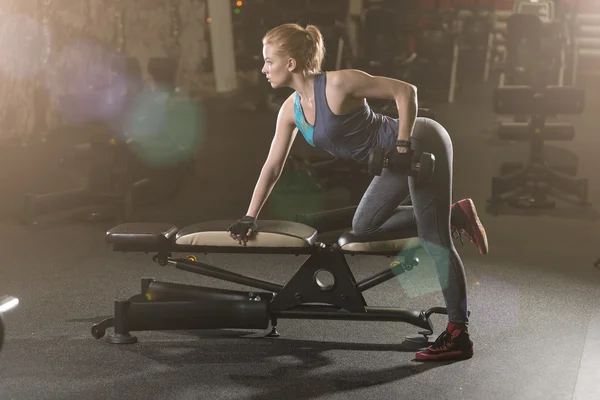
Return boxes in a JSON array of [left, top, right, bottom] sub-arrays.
[[290, 73, 318, 104]]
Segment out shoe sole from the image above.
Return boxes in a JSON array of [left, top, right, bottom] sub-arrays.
[[460, 199, 489, 255], [415, 349, 474, 362]]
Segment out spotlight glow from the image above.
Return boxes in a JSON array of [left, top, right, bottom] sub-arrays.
[[0, 297, 19, 313]]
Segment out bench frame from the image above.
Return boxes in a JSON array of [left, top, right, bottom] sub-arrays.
[[92, 236, 447, 345]]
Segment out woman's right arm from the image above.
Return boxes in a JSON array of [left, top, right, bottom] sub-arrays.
[[245, 95, 298, 219]]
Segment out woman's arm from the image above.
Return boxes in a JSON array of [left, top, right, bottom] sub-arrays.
[[246, 95, 298, 218], [331, 69, 418, 153]]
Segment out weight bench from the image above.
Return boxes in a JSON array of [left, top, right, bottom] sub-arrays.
[[92, 220, 447, 345]]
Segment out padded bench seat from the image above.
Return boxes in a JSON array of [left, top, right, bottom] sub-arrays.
[[338, 227, 419, 254], [176, 220, 318, 248], [106, 221, 419, 254], [106, 220, 319, 252], [106, 223, 179, 248]]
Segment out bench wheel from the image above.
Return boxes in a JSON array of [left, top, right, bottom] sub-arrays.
[[91, 325, 105, 340], [91, 317, 115, 340]]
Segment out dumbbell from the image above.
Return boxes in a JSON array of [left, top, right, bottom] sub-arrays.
[[368, 147, 436, 185]]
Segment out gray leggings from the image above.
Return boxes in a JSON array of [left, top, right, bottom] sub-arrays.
[[353, 118, 468, 324]]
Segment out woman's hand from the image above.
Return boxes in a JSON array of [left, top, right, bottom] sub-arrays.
[[395, 139, 412, 154], [227, 216, 257, 246]]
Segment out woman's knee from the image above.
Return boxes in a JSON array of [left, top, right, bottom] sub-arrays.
[[352, 213, 378, 236], [412, 119, 452, 156]]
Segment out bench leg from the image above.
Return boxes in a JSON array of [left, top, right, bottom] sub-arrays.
[[108, 300, 138, 344], [269, 252, 366, 314]]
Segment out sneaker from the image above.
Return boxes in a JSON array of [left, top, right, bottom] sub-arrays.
[[415, 322, 474, 362], [451, 198, 489, 255]]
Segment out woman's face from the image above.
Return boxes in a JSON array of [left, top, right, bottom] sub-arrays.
[[261, 44, 292, 89]]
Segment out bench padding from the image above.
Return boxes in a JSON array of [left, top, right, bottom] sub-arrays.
[[176, 220, 318, 248], [106, 223, 179, 248], [338, 227, 419, 253], [106, 221, 420, 254]]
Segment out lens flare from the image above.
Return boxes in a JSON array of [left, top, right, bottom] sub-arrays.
[[124, 87, 205, 169], [394, 241, 449, 298], [47, 42, 133, 127]]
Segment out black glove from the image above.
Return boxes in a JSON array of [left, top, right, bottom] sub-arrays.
[[227, 215, 257, 245]]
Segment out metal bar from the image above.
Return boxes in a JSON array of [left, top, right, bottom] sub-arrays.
[[146, 281, 273, 303], [173, 244, 317, 256], [172, 259, 284, 293], [448, 39, 460, 104], [483, 31, 495, 81], [271, 305, 432, 331], [111, 243, 316, 255], [356, 262, 407, 293]]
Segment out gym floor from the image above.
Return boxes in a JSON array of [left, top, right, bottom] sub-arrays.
[[1, 78, 600, 400]]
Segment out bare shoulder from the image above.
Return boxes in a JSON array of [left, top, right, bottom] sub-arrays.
[[277, 92, 297, 126], [327, 69, 372, 90], [327, 69, 371, 86]]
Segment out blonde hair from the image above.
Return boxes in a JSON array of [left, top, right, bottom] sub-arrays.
[[262, 23, 326, 76]]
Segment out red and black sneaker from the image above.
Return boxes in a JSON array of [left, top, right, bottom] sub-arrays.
[[415, 322, 474, 362], [451, 198, 489, 255]]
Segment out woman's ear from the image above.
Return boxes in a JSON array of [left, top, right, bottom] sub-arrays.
[[287, 58, 297, 72]]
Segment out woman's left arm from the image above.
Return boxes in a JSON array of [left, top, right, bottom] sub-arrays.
[[332, 70, 417, 153]]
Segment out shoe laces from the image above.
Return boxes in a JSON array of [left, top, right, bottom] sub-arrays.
[[452, 228, 474, 246], [431, 330, 452, 350]]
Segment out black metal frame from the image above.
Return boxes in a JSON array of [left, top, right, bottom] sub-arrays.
[[488, 86, 588, 211], [92, 245, 447, 345], [488, 115, 589, 210]]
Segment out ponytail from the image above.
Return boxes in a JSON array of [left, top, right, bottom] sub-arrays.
[[304, 25, 326, 75]]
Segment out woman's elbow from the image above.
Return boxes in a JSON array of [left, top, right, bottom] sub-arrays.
[[394, 83, 417, 102], [404, 83, 417, 99]]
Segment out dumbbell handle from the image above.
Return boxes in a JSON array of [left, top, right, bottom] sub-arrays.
[[383, 153, 420, 172], [368, 147, 435, 182], [412, 159, 426, 172]]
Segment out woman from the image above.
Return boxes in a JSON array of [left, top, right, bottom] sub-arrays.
[[228, 23, 488, 362]]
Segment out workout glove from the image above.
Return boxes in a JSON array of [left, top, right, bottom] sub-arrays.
[[227, 215, 257, 245]]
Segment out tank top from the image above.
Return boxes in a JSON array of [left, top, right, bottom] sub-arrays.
[[293, 72, 398, 164]]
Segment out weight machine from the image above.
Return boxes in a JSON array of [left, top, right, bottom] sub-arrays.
[[485, 0, 570, 86], [22, 56, 143, 225], [488, 85, 588, 210], [22, 0, 191, 225]]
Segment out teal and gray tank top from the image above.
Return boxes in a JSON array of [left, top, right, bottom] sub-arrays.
[[293, 72, 398, 164]]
